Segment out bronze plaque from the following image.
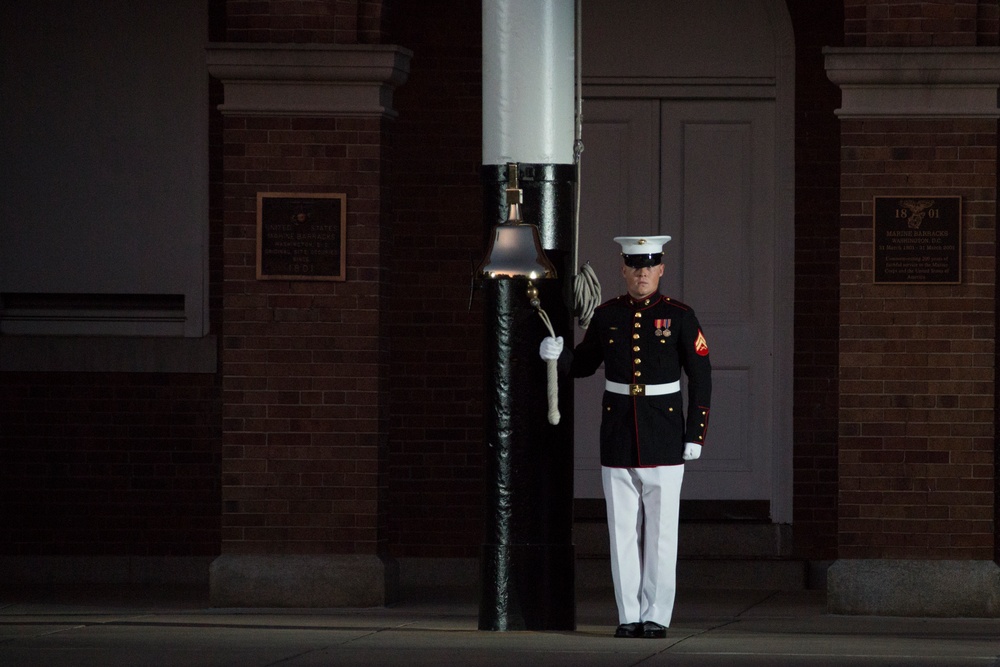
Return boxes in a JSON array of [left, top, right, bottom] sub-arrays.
[[873, 196, 961, 284], [257, 192, 346, 281]]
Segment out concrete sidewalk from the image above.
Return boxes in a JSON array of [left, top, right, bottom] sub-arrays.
[[1, 586, 998, 666]]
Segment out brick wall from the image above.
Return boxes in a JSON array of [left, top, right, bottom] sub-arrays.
[[385, 0, 485, 558], [838, 118, 996, 559], [225, 0, 384, 43], [844, 0, 999, 47], [218, 114, 392, 555], [215, 0, 395, 557], [385, 0, 856, 562], [788, 0, 844, 561], [0, 373, 221, 556], [11, 0, 995, 571], [979, 0, 1000, 44]]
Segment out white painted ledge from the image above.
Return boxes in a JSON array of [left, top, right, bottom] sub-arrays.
[[206, 44, 412, 117], [824, 47, 1000, 118]]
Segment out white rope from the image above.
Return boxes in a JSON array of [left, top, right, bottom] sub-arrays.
[[574, 261, 601, 329], [536, 307, 561, 425]]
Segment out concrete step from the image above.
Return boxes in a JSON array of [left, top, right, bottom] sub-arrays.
[[577, 557, 811, 591], [400, 522, 817, 600], [398, 554, 822, 602], [575, 521, 795, 559], [573, 520, 818, 591]]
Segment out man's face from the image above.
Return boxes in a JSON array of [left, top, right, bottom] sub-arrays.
[[621, 261, 664, 300]]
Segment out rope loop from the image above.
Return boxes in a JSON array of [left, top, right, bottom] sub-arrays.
[[573, 262, 601, 330]]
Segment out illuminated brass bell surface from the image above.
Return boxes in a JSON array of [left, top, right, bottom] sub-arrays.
[[476, 222, 557, 280], [476, 163, 558, 281]]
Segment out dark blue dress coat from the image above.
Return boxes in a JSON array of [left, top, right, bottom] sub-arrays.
[[569, 292, 712, 468]]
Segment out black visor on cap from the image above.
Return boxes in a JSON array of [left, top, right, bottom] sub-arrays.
[[623, 253, 662, 269]]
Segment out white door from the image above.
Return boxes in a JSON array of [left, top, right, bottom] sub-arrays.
[[660, 100, 776, 505], [573, 97, 790, 522], [572, 99, 660, 498], [573, 0, 794, 523]]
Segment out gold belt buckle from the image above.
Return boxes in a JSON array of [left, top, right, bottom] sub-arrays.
[[629, 383, 645, 396]]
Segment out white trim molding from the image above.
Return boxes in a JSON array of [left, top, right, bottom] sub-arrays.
[[206, 44, 412, 117], [824, 47, 1000, 118]]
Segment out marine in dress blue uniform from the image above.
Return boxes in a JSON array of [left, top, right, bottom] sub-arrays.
[[540, 235, 712, 639]]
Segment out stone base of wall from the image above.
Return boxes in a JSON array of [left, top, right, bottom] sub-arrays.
[[208, 554, 398, 607], [828, 559, 1000, 617], [0, 556, 213, 586]]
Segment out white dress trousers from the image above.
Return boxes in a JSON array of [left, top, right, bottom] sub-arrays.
[[602, 464, 685, 626]]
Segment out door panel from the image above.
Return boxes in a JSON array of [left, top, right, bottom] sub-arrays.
[[661, 100, 775, 501], [675, 122, 752, 320], [573, 99, 659, 499]]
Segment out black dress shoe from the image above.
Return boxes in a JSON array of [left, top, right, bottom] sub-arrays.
[[641, 621, 667, 638], [614, 622, 641, 638]]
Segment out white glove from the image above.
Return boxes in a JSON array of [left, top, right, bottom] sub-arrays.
[[539, 336, 564, 361], [682, 443, 702, 461]]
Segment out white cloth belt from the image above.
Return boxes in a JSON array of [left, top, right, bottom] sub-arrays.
[[605, 380, 680, 397]]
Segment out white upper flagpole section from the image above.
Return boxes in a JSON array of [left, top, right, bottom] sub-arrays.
[[482, 0, 576, 165]]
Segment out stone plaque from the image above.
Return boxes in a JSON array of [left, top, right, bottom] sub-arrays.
[[257, 193, 346, 281], [873, 196, 961, 284]]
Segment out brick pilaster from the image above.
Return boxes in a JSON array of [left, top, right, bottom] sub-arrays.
[[825, 46, 1000, 616], [206, 42, 410, 606]]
